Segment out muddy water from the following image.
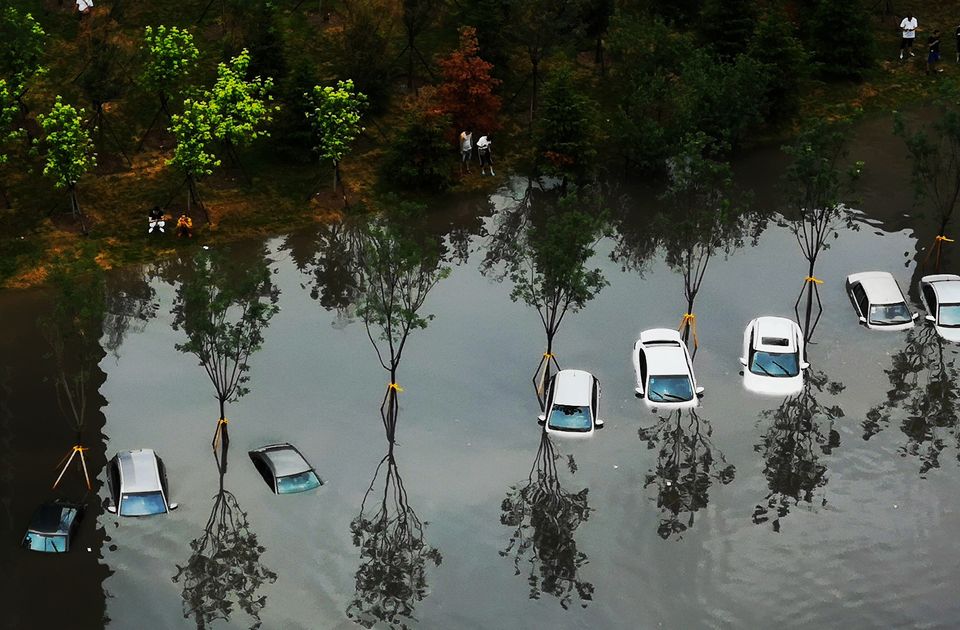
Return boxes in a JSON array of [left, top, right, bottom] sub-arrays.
[[3, 113, 960, 629]]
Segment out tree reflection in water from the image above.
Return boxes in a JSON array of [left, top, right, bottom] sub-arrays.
[[863, 325, 960, 476], [347, 211, 445, 628], [500, 429, 593, 609], [753, 370, 843, 532], [639, 410, 734, 539], [173, 443, 276, 629], [103, 264, 159, 357]]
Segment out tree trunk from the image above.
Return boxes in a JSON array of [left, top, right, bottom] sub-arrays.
[[70, 185, 89, 235], [333, 160, 339, 192], [529, 58, 540, 126], [802, 260, 816, 343]]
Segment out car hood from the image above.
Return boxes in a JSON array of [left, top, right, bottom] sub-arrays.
[[867, 320, 914, 332], [742, 369, 804, 396], [545, 424, 595, 438], [934, 325, 960, 343]]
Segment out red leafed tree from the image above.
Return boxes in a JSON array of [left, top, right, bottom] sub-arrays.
[[434, 26, 501, 135]]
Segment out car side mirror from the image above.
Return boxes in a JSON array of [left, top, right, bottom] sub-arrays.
[[926, 315, 936, 323], [800, 361, 810, 370], [912, 312, 919, 320], [858, 316, 867, 324], [537, 414, 546, 424], [595, 418, 605, 429], [634, 387, 644, 398], [695, 386, 705, 397], [738, 357, 747, 366], [106, 505, 116, 514], [168, 502, 179, 511]]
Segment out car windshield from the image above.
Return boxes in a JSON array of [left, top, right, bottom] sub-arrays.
[[938, 303, 960, 327], [869, 303, 912, 325], [277, 471, 322, 494], [750, 350, 800, 377], [547, 404, 592, 432], [647, 375, 694, 402], [22, 532, 67, 553], [120, 491, 167, 516]]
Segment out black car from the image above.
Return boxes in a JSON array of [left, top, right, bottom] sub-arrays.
[[22, 500, 85, 553]]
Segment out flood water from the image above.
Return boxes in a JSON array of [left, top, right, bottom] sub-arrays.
[[3, 114, 960, 629]]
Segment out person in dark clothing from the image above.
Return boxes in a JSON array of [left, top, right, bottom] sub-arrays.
[[927, 30, 942, 74], [955, 23, 960, 62], [148, 206, 165, 234]]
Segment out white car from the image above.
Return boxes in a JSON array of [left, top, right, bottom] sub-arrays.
[[106, 449, 179, 517], [538, 369, 604, 437], [632, 328, 703, 410], [846, 271, 916, 331], [739, 317, 808, 396], [919, 274, 960, 342]]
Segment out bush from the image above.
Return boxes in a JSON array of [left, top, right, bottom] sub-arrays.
[[804, 0, 873, 79], [381, 108, 453, 192]]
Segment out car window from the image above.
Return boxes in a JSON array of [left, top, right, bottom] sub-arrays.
[[547, 404, 592, 432], [647, 375, 694, 402], [749, 350, 800, 377], [119, 491, 167, 516], [23, 533, 67, 553], [157, 456, 169, 496], [852, 284, 869, 316], [277, 471, 322, 494], [923, 284, 938, 312]]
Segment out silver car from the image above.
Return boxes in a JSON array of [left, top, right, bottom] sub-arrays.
[[106, 449, 178, 517], [249, 443, 323, 494]]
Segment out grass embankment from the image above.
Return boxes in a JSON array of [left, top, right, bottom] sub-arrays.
[[1, 2, 958, 288]]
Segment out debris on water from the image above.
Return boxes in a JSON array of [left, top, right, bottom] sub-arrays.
[[86, 547, 92, 552], [613, 465, 619, 469]]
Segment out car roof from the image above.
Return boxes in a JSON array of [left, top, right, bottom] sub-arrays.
[[117, 449, 162, 493], [28, 502, 80, 535], [639, 327, 683, 344], [848, 272, 906, 304], [552, 369, 594, 406], [644, 342, 690, 375], [752, 317, 799, 352], [255, 443, 312, 477], [924, 275, 960, 303]]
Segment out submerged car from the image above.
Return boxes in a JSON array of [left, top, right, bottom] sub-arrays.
[[846, 271, 916, 331], [106, 449, 178, 517], [249, 443, 323, 494], [538, 369, 604, 437], [740, 316, 808, 396], [632, 328, 703, 410], [21, 500, 84, 553], [919, 274, 960, 342]]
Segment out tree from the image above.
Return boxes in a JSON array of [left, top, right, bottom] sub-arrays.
[[337, 0, 395, 114], [40, 247, 105, 491], [76, 20, 131, 166], [782, 118, 860, 341], [535, 67, 600, 185], [400, 0, 438, 90], [895, 104, 960, 272], [0, 78, 24, 206], [171, 248, 279, 450], [36, 97, 97, 235], [207, 49, 277, 181], [578, 0, 614, 70], [168, 97, 220, 223], [804, 0, 873, 79], [746, 3, 808, 122], [381, 105, 453, 192], [306, 79, 367, 197], [139, 25, 199, 145], [0, 7, 46, 107], [434, 26, 502, 134], [698, 0, 757, 60]]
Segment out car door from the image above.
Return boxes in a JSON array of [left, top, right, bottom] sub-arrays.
[[742, 321, 755, 366], [851, 283, 869, 319]]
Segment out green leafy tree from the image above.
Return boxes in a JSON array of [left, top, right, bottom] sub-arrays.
[[804, 0, 873, 79], [0, 78, 24, 206], [171, 248, 280, 449], [337, 0, 395, 114], [168, 97, 220, 222], [36, 97, 97, 235], [381, 106, 453, 192], [895, 104, 960, 272], [0, 7, 46, 105], [535, 67, 600, 185], [698, 0, 757, 60], [142, 26, 199, 116], [306, 79, 367, 196], [746, 3, 808, 121], [208, 49, 277, 180]]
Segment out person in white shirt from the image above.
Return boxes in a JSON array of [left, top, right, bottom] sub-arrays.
[[76, 0, 94, 15], [900, 15, 918, 60], [477, 135, 494, 176], [459, 130, 473, 174]]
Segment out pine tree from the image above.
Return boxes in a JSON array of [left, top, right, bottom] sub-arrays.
[[698, 0, 757, 60], [535, 67, 600, 184], [806, 0, 873, 79], [747, 3, 808, 121]]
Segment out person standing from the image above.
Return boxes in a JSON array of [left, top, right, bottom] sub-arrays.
[[927, 29, 942, 74], [900, 14, 918, 60], [459, 130, 473, 174], [477, 135, 494, 176], [955, 22, 960, 62]]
